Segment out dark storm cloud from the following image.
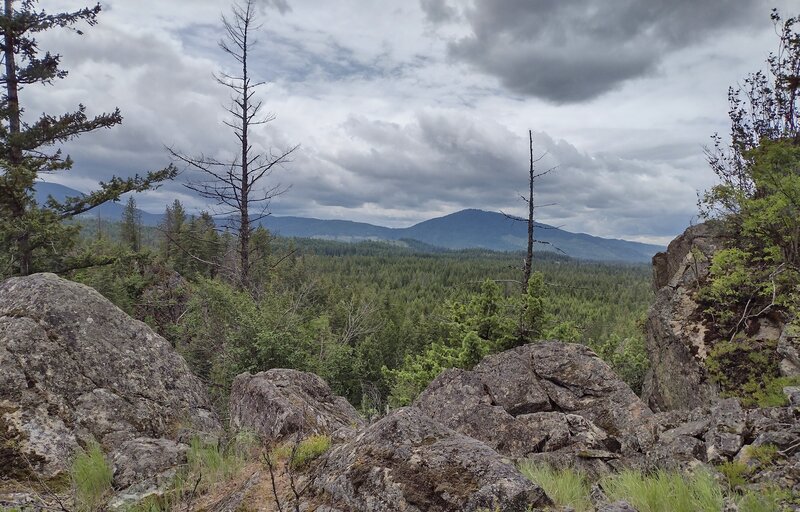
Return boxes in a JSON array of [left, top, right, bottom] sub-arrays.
[[426, 0, 762, 103], [420, 0, 457, 23]]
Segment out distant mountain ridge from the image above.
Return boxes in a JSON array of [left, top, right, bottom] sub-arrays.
[[35, 182, 663, 262]]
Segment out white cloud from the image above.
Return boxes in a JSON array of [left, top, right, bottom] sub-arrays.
[[23, 0, 798, 242]]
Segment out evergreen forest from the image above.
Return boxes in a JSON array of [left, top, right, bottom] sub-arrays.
[[68, 214, 652, 415]]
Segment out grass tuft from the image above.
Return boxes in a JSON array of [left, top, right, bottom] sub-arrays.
[[71, 441, 113, 512], [270, 434, 332, 469], [517, 461, 591, 512], [186, 437, 244, 490], [600, 469, 724, 512]]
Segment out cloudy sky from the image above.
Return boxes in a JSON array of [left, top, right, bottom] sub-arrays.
[[31, 0, 794, 244]]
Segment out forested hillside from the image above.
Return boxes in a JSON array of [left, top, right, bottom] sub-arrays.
[[68, 220, 652, 413]]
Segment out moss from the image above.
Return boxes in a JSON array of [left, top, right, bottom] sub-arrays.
[[0, 405, 49, 482], [706, 337, 793, 406]]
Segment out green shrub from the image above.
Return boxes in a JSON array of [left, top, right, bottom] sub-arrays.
[[271, 434, 331, 469], [747, 444, 778, 465], [601, 469, 724, 512], [751, 376, 800, 407], [71, 441, 113, 512], [518, 461, 591, 512], [718, 460, 750, 488]]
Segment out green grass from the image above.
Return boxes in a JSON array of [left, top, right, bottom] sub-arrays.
[[737, 488, 789, 512], [517, 461, 591, 512], [517, 462, 792, 512], [719, 460, 750, 488], [600, 469, 724, 512], [125, 435, 254, 511], [186, 437, 245, 490], [746, 444, 778, 465], [270, 434, 332, 469], [751, 376, 800, 407], [71, 441, 113, 512]]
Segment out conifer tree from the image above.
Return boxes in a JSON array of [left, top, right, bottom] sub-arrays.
[[161, 199, 187, 260], [121, 196, 141, 252], [0, 0, 176, 276]]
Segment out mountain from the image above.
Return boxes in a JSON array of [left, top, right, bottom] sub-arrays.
[[34, 182, 163, 226], [34, 183, 663, 262], [261, 209, 662, 262]]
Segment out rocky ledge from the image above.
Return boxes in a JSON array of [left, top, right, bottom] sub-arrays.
[[0, 273, 220, 491]]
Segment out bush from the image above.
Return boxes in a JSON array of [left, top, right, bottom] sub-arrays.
[[719, 460, 750, 489], [71, 441, 113, 512], [518, 461, 591, 512]]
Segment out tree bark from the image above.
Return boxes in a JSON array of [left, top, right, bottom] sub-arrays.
[[524, 130, 534, 289], [238, 5, 251, 289], [3, 0, 31, 275]]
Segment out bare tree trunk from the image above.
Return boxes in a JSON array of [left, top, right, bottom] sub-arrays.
[[172, 0, 297, 291], [239, 11, 251, 289], [523, 130, 534, 289]]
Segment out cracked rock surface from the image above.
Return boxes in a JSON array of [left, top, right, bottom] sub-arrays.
[[413, 342, 652, 475], [0, 273, 220, 483], [311, 407, 551, 512], [229, 368, 365, 443], [641, 222, 723, 412]]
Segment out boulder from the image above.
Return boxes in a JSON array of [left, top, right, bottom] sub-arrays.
[[310, 407, 551, 512], [0, 273, 220, 485], [642, 223, 723, 411], [229, 369, 364, 443], [110, 437, 188, 490], [413, 342, 651, 472]]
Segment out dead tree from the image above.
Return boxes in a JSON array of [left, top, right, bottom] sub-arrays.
[[502, 130, 558, 290], [169, 0, 298, 290]]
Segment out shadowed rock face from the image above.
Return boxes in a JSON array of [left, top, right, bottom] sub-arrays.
[[311, 407, 551, 512], [413, 342, 651, 474], [229, 369, 365, 443], [642, 222, 724, 411], [0, 273, 220, 482]]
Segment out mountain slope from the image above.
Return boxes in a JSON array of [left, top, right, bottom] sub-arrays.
[[35, 183, 663, 262], [34, 182, 163, 226], [398, 209, 661, 262]]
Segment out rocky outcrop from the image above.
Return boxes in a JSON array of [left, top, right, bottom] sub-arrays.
[[642, 223, 724, 411], [229, 369, 364, 443], [110, 438, 188, 490], [0, 273, 220, 485], [413, 342, 651, 474], [311, 407, 551, 512], [623, 398, 799, 477], [778, 322, 800, 377]]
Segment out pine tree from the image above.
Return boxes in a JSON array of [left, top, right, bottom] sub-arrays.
[[121, 196, 141, 252], [161, 199, 186, 260], [0, 0, 176, 276]]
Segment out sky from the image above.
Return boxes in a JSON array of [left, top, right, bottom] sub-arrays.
[[30, 0, 796, 245]]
